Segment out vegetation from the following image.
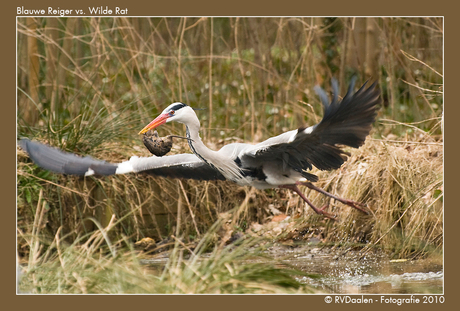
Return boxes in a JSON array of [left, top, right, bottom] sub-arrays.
[[17, 17, 443, 294], [18, 209, 315, 294]]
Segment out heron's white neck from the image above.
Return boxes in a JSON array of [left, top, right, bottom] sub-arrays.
[[184, 119, 215, 163], [182, 113, 242, 181]]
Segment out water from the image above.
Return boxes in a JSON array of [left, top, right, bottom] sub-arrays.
[[266, 244, 443, 294]]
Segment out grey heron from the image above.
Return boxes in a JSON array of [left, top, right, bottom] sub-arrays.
[[20, 78, 380, 220]]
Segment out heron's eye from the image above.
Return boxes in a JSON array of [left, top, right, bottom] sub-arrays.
[[170, 110, 175, 115]]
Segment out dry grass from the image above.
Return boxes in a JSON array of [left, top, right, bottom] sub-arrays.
[[316, 135, 442, 258]]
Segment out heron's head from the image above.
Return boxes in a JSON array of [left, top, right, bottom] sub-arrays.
[[139, 102, 196, 134]]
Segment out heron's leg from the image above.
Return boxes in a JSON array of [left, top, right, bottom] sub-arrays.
[[297, 181, 369, 214], [279, 185, 336, 221]]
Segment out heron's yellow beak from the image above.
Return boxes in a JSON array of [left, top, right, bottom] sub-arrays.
[[138, 113, 169, 134]]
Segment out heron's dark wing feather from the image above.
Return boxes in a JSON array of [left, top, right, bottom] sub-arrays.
[[19, 139, 117, 176], [241, 79, 380, 174], [19, 139, 225, 181]]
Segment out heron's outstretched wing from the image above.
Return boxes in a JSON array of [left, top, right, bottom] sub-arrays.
[[240, 79, 380, 178], [19, 139, 225, 181]]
